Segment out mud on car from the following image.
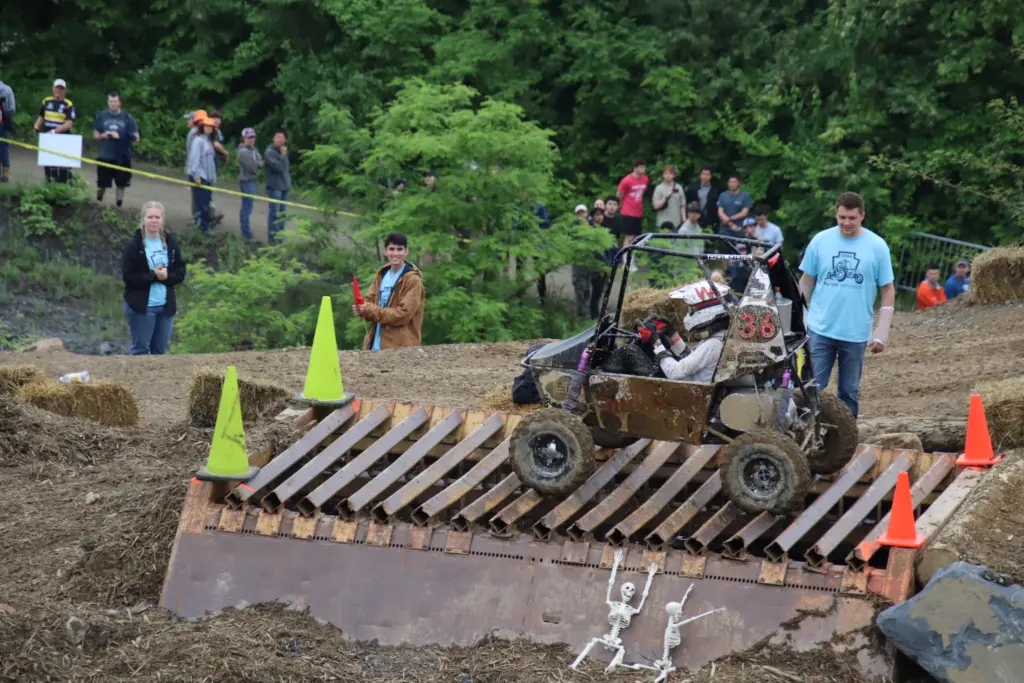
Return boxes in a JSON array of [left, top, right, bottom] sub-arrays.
[[511, 233, 858, 515]]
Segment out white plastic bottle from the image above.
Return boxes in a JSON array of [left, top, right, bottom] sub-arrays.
[[58, 371, 91, 384]]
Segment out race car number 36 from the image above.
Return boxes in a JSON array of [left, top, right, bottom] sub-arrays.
[[737, 307, 778, 341]]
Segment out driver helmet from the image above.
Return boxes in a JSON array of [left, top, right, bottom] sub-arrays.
[[669, 281, 732, 333]]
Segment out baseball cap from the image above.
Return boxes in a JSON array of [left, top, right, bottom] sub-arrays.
[[242, 127, 256, 138], [574, 204, 588, 213], [53, 79, 67, 88], [956, 259, 969, 267], [743, 217, 757, 226]]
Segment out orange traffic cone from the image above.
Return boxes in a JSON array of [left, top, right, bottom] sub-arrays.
[[878, 472, 925, 549], [956, 394, 1003, 467]]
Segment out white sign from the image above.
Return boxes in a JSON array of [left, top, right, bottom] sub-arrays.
[[37, 133, 83, 168]]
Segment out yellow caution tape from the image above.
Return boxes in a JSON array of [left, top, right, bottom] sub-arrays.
[[3, 136, 360, 217]]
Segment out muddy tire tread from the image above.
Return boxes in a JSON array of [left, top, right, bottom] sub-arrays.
[[720, 430, 811, 515], [810, 392, 859, 474], [510, 408, 595, 497]]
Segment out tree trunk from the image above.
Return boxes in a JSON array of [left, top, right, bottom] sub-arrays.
[[858, 417, 967, 453]]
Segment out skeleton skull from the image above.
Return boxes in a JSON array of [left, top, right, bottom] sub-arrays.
[[665, 601, 682, 617], [620, 582, 636, 601]]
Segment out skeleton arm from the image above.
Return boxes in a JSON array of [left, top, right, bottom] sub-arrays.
[[634, 563, 658, 613], [607, 549, 623, 605]]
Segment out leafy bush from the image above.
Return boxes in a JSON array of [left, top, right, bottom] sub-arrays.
[[173, 255, 323, 353]]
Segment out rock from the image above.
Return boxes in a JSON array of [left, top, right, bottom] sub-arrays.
[[85, 492, 100, 505], [868, 432, 924, 451], [456, 674, 473, 683], [20, 337, 65, 353], [877, 562, 1024, 683], [98, 341, 115, 356], [0, 603, 15, 614], [284, 597, 308, 613], [65, 616, 88, 646]]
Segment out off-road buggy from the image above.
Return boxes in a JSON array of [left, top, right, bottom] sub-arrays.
[[511, 233, 858, 514]]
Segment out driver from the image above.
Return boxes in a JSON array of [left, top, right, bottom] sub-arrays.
[[650, 281, 733, 382]]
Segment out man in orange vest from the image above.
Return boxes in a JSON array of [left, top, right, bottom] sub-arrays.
[[915, 263, 947, 311]]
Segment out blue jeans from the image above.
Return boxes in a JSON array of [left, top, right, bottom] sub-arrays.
[[808, 331, 867, 417], [239, 181, 257, 240], [268, 188, 289, 243], [191, 177, 212, 233], [124, 302, 175, 355], [0, 126, 9, 168]]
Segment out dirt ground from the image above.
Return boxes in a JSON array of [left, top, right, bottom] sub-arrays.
[[4, 300, 1024, 682]]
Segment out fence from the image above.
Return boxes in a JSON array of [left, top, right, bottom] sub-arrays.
[[894, 231, 992, 292]]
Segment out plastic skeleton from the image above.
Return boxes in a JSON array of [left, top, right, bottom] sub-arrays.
[[625, 583, 725, 683], [569, 550, 658, 673]]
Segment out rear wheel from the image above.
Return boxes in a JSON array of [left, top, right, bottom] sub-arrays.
[[511, 408, 596, 497], [721, 431, 811, 514], [808, 392, 858, 474]]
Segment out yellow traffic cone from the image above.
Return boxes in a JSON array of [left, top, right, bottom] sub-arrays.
[[195, 366, 260, 482], [294, 296, 354, 408]]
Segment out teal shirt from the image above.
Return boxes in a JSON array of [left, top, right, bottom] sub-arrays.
[[144, 235, 168, 307], [799, 226, 894, 343], [370, 268, 403, 351]]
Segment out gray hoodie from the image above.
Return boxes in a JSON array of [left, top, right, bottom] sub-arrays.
[[187, 134, 216, 183], [264, 144, 291, 191], [236, 143, 263, 183], [0, 81, 16, 126]]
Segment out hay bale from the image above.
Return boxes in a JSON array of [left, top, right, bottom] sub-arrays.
[[187, 367, 291, 427], [19, 379, 139, 427], [969, 246, 1024, 306], [480, 384, 541, 415], [0, 364, 44, 396], [620, 288, 689, 330], [973, 377, 1024, 450]]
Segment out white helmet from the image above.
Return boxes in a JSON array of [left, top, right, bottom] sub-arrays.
[[670, 281, 732, 333]]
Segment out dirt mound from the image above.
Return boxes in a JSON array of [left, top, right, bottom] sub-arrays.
[[973, 376, 1024, 450], [20, 378, 140, 427], [969, 246, 1024, 305], [187, 366, 291, 427], [480, 383, 541, 414], [0, 602, 874, 683], [0, 395, 136, 466], [621, 287, 689, 331]]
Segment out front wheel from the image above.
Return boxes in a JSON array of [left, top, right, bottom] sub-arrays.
[[511, 408, 596, 497], [721, 431, 811, 514], [808, 392, 858, 474]]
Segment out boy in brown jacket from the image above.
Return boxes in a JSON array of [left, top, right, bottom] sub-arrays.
[[353, 232, 425, 350]]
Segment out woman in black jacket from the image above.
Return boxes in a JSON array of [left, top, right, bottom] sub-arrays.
[[122, 201, 187, 355]]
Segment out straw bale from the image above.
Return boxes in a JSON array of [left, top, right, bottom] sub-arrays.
[[968, 246, 1024, 306], [480, 383, 541, 414], [0, 364, 45, 396], [19, 379, 139, 427], [620, 287, 689, 331], [973, 376, 1024, 450], [186, 367, 291, 427]]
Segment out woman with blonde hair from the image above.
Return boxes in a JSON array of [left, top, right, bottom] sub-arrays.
[[121, 201, 187, 355]]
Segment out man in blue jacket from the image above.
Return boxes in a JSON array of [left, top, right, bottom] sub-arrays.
[[944, 260, 970, 300]]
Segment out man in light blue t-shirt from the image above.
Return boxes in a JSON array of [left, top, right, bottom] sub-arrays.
[[798, 192, 896, 417]]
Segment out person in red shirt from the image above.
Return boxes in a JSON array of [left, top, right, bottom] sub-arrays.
[[916, 263, 947, 311], [615, 158, 649, 256]]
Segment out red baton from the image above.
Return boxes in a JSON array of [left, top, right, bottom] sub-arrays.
[[353, 276, 365, 306]]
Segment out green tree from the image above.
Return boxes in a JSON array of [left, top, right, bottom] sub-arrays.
[[306, 80, 612, 346]]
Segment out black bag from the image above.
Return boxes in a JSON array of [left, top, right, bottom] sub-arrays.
[[511, 343, 547, 405]]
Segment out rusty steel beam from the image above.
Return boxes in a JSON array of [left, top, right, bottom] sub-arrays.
[[262, 404, 393, 513], [489, 490, 543, 535], [646, 471, 722, 550], [339, 410, 464, 520], [764, 446, 881, 562], [412, 440, 512, 526], [225, 405, 357, 508], [721, 512, 779, 560], [804, 451, 913, 569], [847, 454, 956, 571], [683, 502, 741, 555], [451, 473, 520, 532], [531, 440, 651, 540], [296, 407, 431, 516], [565, 441, 681, 542], [372, 413, 505, 522], [606, 445, 720, 546]]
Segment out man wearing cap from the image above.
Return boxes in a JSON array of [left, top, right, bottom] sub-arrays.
[[33, 79, 76, 183], [93, 91, 140, 208], [944, 260, 970, 300], [236, 128, 262, 241], [0, 75, 16, 183]]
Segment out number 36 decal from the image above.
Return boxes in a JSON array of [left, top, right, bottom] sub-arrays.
[[737, 310, 777, 340]]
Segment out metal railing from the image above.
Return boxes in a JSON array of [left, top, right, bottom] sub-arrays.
[[894, 231, 992, 292]]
